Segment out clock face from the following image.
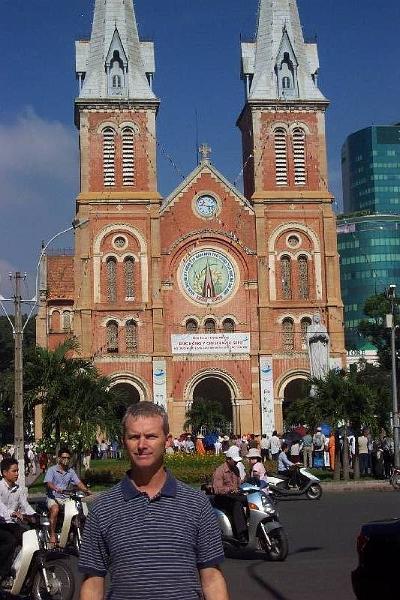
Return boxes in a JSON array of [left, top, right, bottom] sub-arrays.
[[195, 195, 218, 218], [181, 249, 236, 304]]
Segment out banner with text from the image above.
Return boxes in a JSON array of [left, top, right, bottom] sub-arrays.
[[171, 333, 250, 355], [260, 357, 275, 436]]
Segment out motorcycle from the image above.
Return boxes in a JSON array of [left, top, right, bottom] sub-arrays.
[[208, 482, 288, 561], [0, 515, 75, 599], [390, 467, 400, 490], [268, 465, 322, 500]]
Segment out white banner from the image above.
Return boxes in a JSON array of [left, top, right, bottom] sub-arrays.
[[153, 360, 167, 411], [171, 333, 250, 355], [260, 357, 275, 436]]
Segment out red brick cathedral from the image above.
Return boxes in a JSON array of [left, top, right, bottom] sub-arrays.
[[36, 0, 345, 437]]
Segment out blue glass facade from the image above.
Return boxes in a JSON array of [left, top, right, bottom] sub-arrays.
[[339, 126, 400, 348]]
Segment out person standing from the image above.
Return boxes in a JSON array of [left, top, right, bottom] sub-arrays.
[[214, 436, 222, 456], [358, 430, 369, 476], [312, 428, 326, 468], [44, 448, 91, 546], [79, 402, 229, 600], [328, 432, 336, 471], [302, 430, 313, 468], [196, 434, 206, 455], [269, 431, 281, 462], [260, 434, 269, 462]]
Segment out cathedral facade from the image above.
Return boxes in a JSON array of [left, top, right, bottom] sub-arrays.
[[36, 0, 345, 437]]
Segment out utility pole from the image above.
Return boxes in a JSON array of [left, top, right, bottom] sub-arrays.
[[13, 272, 25, 487], [386, 284, 400, 468]]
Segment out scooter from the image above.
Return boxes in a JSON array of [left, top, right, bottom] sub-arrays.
[[268, 465, 322, 500], [208, 482, 288, 561], [0, 515, 75, 599]]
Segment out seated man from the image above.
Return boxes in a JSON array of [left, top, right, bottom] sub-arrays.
[[278, 443, 299, 487], [212, 446, 248, 545], [44, 448, 91, 545], [0, 457, 37, 585]]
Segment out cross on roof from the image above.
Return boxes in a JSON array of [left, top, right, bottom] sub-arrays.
[[199, 143, 212, 162]]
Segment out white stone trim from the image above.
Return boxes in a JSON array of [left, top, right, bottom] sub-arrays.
[[109, 373, 150, 403]]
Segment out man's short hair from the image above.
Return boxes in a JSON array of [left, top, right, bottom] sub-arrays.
[[1, 457, 18, 475], [58, 448, 71, 457], [281, 442, 288, 451], [122, 401, 169, 436]]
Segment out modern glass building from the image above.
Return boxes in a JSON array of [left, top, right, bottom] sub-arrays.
[[339, 126, 400, 348]]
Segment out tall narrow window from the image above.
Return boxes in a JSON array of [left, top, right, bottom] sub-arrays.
[[122, 127, 135, 186], [106, 257, 117, 302], [280, 256, 292, 300], [103, 128, 116, 187], [274, 128, 288, 186], [124, 257, 135, 299], [293, 128, 306, 186], [112, 75, 122, 89], [51, 310, 60, 332], [126, 320, 138, 353], [298, 256, 309, 300], [282, 318, 294, 352], [282, 76, 291, 89], [301, 317, 312, 346], [63, 311, 71, 330], [107, 321, 119, 353], [222, 319, 235, 333], [186, 319, 198, 333], [205, 319, 216, 334]]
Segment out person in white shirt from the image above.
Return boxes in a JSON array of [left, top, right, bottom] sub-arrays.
[[260, 434, 270, 461], [268, 431, 281, 461], [0, 457, 36, 583]]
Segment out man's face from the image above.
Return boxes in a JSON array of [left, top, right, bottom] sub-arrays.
[[226, 457, 236, 469], [59, 453, 71, 469], [123, 415, 167, 471], [3, 464, 19, 485]]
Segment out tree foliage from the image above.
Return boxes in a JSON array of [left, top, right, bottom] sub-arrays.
[[184, 398, 229, 434], [358, 293, 397, 370]]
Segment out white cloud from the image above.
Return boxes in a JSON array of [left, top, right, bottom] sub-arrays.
[[0, 109, 78, 207]]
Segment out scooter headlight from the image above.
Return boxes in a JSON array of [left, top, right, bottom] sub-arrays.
[[261, 495, 275, 514]]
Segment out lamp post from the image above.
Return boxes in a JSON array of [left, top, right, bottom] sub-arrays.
[[0, 219, 88, 488], [386, 284, 400, 468]]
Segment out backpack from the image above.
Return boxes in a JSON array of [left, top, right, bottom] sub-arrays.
[[314, 433, 323, 450]]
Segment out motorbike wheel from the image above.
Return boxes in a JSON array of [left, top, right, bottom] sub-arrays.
[[258, 527, 288, 561], [32, 559, 75, 600], [306, 483, 322, 500], [390, 473, 400, 490]]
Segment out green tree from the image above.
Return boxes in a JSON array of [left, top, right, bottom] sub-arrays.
[[24, 338, 122, 467], [357, 293, 396, 370], [184, 398, 229, 434]]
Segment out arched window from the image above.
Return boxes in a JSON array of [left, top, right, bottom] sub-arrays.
[[222, 318, 235, 333], [63, 311, 71, 330], [103, 128, 116, 187], [122, 127, 135, 186], [186, 319, 198, 333], [124, 256, 135, 299], [293, 128, 306, 186], [51, 310, 60, 332], [282, 76, 291, 89], [282, 318, 294, 352], [107, 321, 119, 353], [204, 319, 216, 334], [274, 128, 288, 186], [106, 257, 117, 302], [301, 317, 312, 346], [280, 256, 292, 300], [126, 320, 138, 353], [298, 256, 309, 300]]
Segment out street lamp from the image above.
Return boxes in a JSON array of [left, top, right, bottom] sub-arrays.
[[0, 219, 88, 488], [385, 284, 400, 468]]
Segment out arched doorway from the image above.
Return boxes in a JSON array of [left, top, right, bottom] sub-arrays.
[[191, 377, 233, 433], [113, 382, 140, 421], [282, 378, 308, 425]]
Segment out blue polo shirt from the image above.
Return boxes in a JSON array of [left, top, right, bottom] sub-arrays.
[[78, 471, 224, 600], [44, 465, 80, 499]]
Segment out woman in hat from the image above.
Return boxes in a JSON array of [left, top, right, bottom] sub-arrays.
[[196, 434, 206, 455], [247, 448, 269, 487]]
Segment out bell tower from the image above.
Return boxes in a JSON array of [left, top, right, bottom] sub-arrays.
[[238, 0, 345, 430]]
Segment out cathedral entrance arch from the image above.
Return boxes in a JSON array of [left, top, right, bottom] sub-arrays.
[[186, 371, 238, 434], [276, 371, 309, 429], [110, 376, 149, 421]]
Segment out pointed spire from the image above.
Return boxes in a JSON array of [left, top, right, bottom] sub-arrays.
[[241, 0, 325, 102], [202, 261, 216, 299], [76, 0, 156, 101]]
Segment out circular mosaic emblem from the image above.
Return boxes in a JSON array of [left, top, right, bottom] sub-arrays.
[[181, 249, 236, 304]]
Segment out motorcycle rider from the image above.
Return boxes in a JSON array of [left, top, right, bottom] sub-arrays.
[[278, 443, 299, 487], [0, 457, 37, 586], [212, 446, 248, 545]]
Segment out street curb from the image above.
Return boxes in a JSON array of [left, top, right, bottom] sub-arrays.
[[321, 481, 394, 493]]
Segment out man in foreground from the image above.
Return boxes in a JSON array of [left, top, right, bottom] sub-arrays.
[[44, 448, 91, 546], [0, 458, 36, 584], [79, 402, 229, 600]]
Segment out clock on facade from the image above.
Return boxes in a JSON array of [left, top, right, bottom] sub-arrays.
[[195, 194, 218, 218], [181, 249, 236, 304]]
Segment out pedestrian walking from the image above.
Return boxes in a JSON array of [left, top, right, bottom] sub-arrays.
[[79, 402, 229, 600], [312, 428, 326, 469], [269, 431, 281, 462], [328, 432, 335, 471], [260, 434, 269, 462], [302, 430, 313, 468]]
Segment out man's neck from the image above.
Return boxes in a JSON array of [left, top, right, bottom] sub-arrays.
[[129, 463, 167, 498], [3, 478, 16, 489]]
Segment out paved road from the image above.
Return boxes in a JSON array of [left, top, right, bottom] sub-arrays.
[[71, 490, 400, 600]]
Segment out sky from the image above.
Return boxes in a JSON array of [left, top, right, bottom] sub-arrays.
[[0, 0, 400, 300]]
